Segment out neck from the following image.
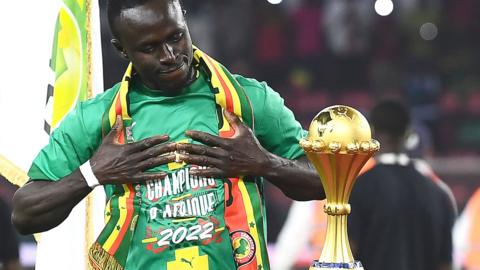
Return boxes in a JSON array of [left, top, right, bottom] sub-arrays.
[[376, 134, 404, 154]]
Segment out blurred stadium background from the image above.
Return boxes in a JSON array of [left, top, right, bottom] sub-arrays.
[[100, 0, 480, 241], [1, 0, 480, 269]]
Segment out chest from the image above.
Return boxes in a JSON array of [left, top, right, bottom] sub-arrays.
[[129, 93, 220, 142]]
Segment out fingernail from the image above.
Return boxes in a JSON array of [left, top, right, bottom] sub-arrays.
[[115, 115, 122, 124]]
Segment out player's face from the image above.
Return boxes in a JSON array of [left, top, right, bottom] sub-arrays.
[[113, 0, 194, 94]]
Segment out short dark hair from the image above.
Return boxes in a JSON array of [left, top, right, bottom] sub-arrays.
[[369, 100, 411, 138], [107, 0, 182, 38]]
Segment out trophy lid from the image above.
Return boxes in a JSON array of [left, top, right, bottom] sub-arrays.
[[300, 105, 379, 154]]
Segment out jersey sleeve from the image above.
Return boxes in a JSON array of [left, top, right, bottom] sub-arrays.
[[28, 101, 104, 181], [235, 75, 307, 160]]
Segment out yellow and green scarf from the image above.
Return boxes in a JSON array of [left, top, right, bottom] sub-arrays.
[[88, 47, 270, 270]]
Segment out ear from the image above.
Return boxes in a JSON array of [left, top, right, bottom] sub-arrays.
[[111, 39, 128, 60]]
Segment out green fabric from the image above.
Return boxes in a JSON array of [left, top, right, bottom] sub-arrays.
[[28, 71, 306, 270]]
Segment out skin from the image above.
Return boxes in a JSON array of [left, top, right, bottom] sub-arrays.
[[12, 0, 324, 235], [111, 0, 196, 93]]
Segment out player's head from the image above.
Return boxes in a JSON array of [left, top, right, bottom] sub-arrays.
[[370, 100, 411, 141], [107, 0, 194, 93]]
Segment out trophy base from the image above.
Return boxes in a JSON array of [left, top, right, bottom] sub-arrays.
[[309, 261, 364, 270]]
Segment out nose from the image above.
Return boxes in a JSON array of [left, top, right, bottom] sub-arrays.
[[158, 44, 177, 65]]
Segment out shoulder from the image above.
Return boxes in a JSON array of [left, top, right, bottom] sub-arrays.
[[356, 165, 383, 181], [232, 74, 305, 158], [233, 74, 279, 99], [232, 74, 286, 112], [80, 83, 120, 110], [353, 165, 394, 196], [233, 74, 266, 90], [53, 83, 120, 138], [65, 83, 120, 125]]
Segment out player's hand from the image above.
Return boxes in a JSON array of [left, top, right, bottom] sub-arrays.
[[177, 110, 270, 178], [90, 116, 176, 184]]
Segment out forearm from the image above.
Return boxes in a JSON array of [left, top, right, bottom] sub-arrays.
[[261, 154, 325, 200], [12, 169, 92, 235]]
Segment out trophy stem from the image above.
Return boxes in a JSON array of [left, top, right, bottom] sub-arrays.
[[306, 152, 373, 270], [320, 215, 353, 263]]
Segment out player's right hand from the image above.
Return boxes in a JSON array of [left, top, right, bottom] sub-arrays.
[[89, 115, 176, 185]]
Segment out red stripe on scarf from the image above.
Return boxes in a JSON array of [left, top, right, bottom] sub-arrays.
[[224, 178, 249, 230], [220, 128, 236, 138], [204, 56, 234, 112], [205, 57, 236, 138], [114, 95, 125, 143], [108, 184, 135, 254], [224, 178, 259, 268]]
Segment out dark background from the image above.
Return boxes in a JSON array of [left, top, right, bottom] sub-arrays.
[[1, 1, 479, 269], [98, 0, 480, 242]]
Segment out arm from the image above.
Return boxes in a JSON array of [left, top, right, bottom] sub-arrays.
[[12, 116, 176, 235], [12, 171, 91, 235], [177, 110, 325, 200], [261, 153, 323, 200]]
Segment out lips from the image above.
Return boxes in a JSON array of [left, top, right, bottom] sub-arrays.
[[157, 62, 185, 75]]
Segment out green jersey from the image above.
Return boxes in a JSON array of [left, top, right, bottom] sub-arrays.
[[29, 71, 306, 270]]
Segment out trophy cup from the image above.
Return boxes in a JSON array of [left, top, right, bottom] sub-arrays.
[[300, 105, 379, 270]]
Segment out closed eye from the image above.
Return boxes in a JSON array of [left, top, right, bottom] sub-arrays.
[[169, 32, 184, 43], [141, 45, 155, 54]]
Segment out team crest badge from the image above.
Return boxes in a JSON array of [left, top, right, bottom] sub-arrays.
[[231, 230, 256, 266]]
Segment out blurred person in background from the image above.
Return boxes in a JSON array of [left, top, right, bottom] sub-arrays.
[[10, 0, 323, 269], [272, 100, 457, 270], [271, 199, 327, 270], [348, 100, 456, 270], [0, 176, 21, 270], [453, 188, 480, 270]]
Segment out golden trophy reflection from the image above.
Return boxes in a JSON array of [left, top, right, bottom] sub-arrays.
[[300, 105, 379, 270]]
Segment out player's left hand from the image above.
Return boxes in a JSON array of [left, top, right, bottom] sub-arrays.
[[176, 109, 270, 178]]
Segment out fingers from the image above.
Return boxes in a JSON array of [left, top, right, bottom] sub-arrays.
[[137, 152, 177, 170], [189, 167, 225, 178], [131, 171, 168, 182], [142, 142, 177, 159], [223, 109, 242, 127], [104, 115, 124, 144], [129, 135, 170, 152], [185, 130, 224, 147], [178, 153, 222, 168], [129, 142, 177, 162], [176, 143, 227, 158]]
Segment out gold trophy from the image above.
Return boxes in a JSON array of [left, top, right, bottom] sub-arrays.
[[300, 105, 379, 270]]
